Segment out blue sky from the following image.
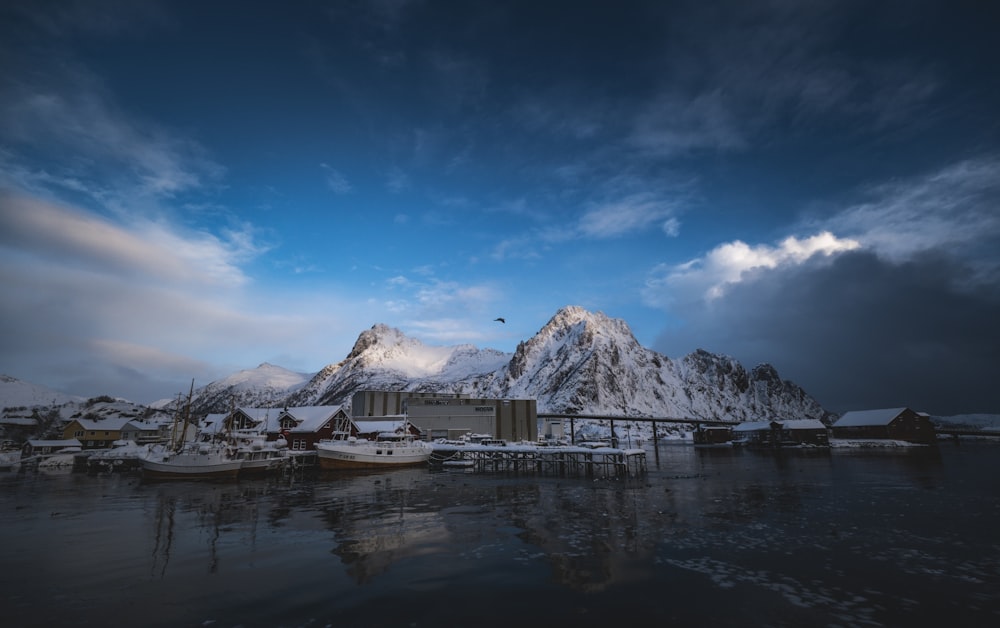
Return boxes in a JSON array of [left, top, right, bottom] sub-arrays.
[[1, 0, 998, 414]]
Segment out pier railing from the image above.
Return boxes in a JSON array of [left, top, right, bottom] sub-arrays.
[[430, 442, 646, 478]]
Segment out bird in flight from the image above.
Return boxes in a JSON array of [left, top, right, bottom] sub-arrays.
[[494, 317, 505, 324]]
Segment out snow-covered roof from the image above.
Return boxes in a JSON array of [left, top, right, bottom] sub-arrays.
[[779, 419, 827, 430], [834, 408, 908, 427], [281, 406, 344, 432], [70, 416, 133, 431], [733, 421, 772, 432], [733, 419, 827, 431], [120, 420, 160, 432], [27, 439, 82, 447], [236, 407, 277, 423], [354, 419, 406, 434]]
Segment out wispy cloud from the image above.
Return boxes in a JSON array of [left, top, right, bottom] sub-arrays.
[[490, 191, 684, 261], [386, 166, 410, 193], [321, 163, 352, 194], [820, 157, 1000, 270], [0, 191, 254, 287], [577, 194, 683, 239], [631, 89, 746, 156], [0, 72, 223, 202]]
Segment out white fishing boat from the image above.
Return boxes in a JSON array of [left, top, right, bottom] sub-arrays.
[[233, 434, 288, 476], [140, 442, 242, 480], [316, 417, 432, 470], [139, 380, 242, 481]]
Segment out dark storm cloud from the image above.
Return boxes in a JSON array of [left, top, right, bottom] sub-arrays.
[[653, 250, 1000, 416]]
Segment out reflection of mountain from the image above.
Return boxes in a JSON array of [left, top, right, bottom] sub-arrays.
[[331, 509, 449, 583], [318, 470, 658, 592], [316, 469, 451, 584], [509, 482, 655, 592]]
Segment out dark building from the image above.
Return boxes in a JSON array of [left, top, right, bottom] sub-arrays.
[[831, 407, 936, 444]]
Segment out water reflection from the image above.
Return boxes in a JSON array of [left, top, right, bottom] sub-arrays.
[[1, 442, 997, 628]]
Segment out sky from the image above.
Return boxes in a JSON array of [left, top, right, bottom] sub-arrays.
[[1, 0, 998, 415]]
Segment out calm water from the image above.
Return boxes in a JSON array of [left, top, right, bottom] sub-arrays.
[[1, 442, 998, 628]]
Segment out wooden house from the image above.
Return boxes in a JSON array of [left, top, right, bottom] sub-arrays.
[[776, 419, 830, 446], [692, 424, 734, 446], [61, 416, 132, 449], [732, 421, 780, 447], [831, 407, 936, 444], [22, 438, 82, 458], [274, 406, 349, 451], [119, 420, 168, 445], [732, 419, 830, 448], [203, 407, 277, 439]]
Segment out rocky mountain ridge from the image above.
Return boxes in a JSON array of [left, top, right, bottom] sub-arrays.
[[194, 305, 834, 422]]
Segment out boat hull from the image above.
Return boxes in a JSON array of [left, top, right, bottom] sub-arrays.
[[316, 441, 432, 470], [140, 450, 242, 480]]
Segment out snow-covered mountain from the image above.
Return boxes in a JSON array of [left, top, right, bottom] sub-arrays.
[[0, 374, 84, 409], [2, 307, 840, 423], [179, 363, 312, 416], [485, 306, 831, 421], [281, 324, 510, 408], [189, 306, 833, 422]]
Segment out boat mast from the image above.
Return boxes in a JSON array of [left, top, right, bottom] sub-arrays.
[[176, 379, 194, 453], [168, 391, 182, 450]]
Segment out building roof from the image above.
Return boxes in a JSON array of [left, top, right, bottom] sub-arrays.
[[70, 416, 132, 431], [833, 407, 908, 427], [280, 406, 344, 432], [354, 419, 406, 434], [779, 419, 827, 430], [733, 421, 773, 432], [734, 419, 828, 432], [237, 407, 277, 423], [27, 439, 82, 447]]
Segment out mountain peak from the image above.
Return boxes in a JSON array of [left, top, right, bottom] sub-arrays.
[[172, 305, 831, 421]]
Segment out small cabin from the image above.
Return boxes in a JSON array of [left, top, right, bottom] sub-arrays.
[[692, 424, 733, 446], [732, 421, 780, 447], [831, 407, 936, 444], [777, 419, 830, 446], [732, 420, 830, 448], [22, 439, 82, 458]]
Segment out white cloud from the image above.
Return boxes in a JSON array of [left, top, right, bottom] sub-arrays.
[[662, 217, 681, 237], [644, 231, 860, 305]]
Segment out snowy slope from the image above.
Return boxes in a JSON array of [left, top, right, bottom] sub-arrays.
[[185, 363, 311, 415], [0, 374, 84, 408], [280, 324, 511, 410]]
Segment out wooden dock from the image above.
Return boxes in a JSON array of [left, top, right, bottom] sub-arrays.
[[429, 442, 646, 478]]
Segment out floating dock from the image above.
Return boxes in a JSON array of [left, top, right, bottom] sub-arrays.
[[429, 442, 646, 478]]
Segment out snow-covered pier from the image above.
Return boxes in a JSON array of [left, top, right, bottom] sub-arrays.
[[429, 442, 646, 478]]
